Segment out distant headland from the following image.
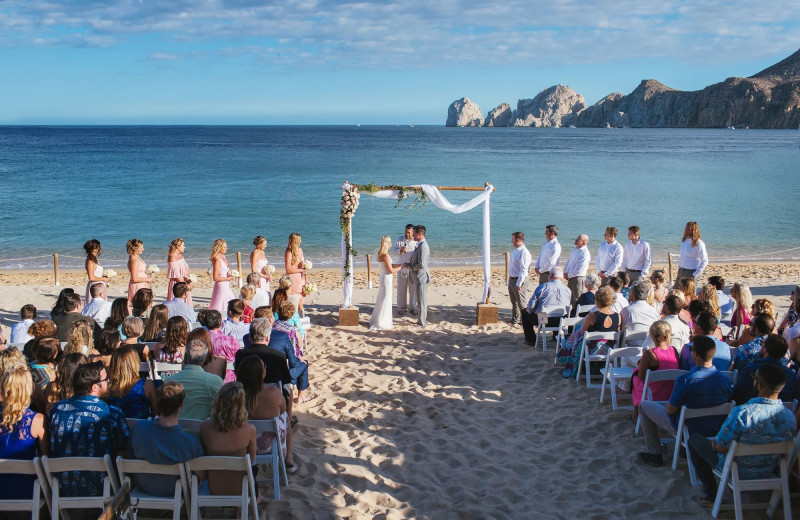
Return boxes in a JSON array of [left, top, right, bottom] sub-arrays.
[[447, 48, 800, 129]]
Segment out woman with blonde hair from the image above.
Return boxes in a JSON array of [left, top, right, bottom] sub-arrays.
[[64, 319, 94, 356], [127, 238, 154, 304], [697, 284, 721, 318], [166, 238, 193, 304], [106, 345, 157, 419], [0, 365, 49, 500], [143, 303, 169, 342], [250, 235, 272, 293], [209, 239, 235, 313], [370, 235, 402, 330], [284, 233, 307, 315], [649, 270, 668, 306], [631, 321, 680, 418], [240, 284, 256, 324], [45, 352, 88, 413], [730, 282, 753, 330], [675, 221, 708, 286], [83, 239, 110, 306]]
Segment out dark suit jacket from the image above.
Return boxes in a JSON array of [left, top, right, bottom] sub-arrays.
[[233, 343, 291, 386], [53, 313, 99, 342]]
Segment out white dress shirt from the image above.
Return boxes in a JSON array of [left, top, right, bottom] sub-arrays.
[[563, 246, 590, 278], [393, 236, 417, 265], [623, 239, 652, 275], [663, 314, 691, 348], [10, 319, 35, 344], [590, 292, 629, 314], [251, 288, 271, 309], [221, 319, 249, 342], [508, 244, 532, 287], [678, 239, 708, 276], [535, 238, 561, 272], [163, 298, 198, 324], [82, 297, 112, 327], [596, 240, 624, 276]]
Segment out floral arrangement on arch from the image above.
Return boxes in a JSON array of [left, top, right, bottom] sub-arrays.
[[340, 183, 361, 279]]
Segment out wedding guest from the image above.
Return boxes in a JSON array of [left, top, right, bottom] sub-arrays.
[[209, 239, 236, 313], [272, 285, 306, 337], [731, 312, 775, 371], [521, 267, 571, 345], [83, 239, 110, 305], [222, 299, 250, 341], [233, 322, 293, 416], [22, 320, 57, 362], [247, 273, 271, 309], [620, 280, 660, 347], [165, 339, 223, 419], [120, 316, 150, 363], [632, 321, 680, 416], [207, 310, 240, 383], [143, 303, 169, 342], [271, 305, 311, 404], [131, 287, 154, 319], [678, 277, 696, 313], [127, 238, 154, 304], [534, 225, 561, 285], [163, 282, 197, 324], [250, 235, 272, 293], [394, 224, 418, 316], [595, 227, 624, 281], [284, 233, 308, 315], [557, 286, 621, 378], [563, 234, 590, 307], [105, 345, 158, 419], [778, 285, 800, 337], [50, 288, 76, 318], [104, 297, 131, 339], [606, 276, 630, 314], [156, 317, 187, 377], [708, 276, 734, 325], [10, 304, 36, 344], [697, 284, 721, 319], [733, 334, 797, 404], [729, 282, 753, 331], [188, 327, 226, 380], [662, 295, 691, 348], [650, 270, 668, 307], [166, 237, 193, 304], [44, 352, 88, 414], [573, 273, 600, 317], [30, 337, 60, 389], [240, 285, 256, 324], [730, 298, 774, 347], [623, 226, 651, 284], [64, 319, 93, 356], [675, 221, 708, 286], [82, 282, 112, 327], [89, 329, 119, 367], [54, 293, 97, 342], [678, 311, 731, 371]]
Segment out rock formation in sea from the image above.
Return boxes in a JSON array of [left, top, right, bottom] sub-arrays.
[[446, 97, 484, 127], [448, 47, 800, 129]]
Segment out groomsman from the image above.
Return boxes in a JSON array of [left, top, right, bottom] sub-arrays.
[[563, 234, 590, 306], [596, 227, 624, 282], [507, 231, 532, 325], [623, 225, 651, 284], [393, 224, 418, 315], [534, 225, 561, 285]]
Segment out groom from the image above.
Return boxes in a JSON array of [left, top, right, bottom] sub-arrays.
[[408, 225, 431, 327]]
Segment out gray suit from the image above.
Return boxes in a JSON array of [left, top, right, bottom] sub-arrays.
[[409, 239, 431, 326]]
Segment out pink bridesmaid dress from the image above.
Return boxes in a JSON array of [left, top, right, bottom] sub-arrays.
[[167, 258, 193, 306], [128, 257, 148, 303], [286, 248, 305, 296], [210, 256, 235, 313]]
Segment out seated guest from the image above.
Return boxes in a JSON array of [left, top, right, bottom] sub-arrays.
[[697, 284, 722, 320], [686, 299, 717, 336], [272, 286, 306, 337], [572, 273, 600, 317], [207, 309, 241, 382], [235, 320, 293, 414], [708, 276, 733, 325], [165, 339, 223, 419], [606, 275, 629, 313], [29, 337, 60, 389], [104, 297, 131, 337], [678, 311, 731, 372], [733, 334, 797, 405], [49, 362, 130, 497], [247, 273, 271, 309], [54, 292, 98, 342], [236, 355, 297, 472], [649, 270, 668, 307], [617, 271, 631, 300], [731, 312, 774, 371], [188, 327, 226, 379], [50, 288, 76, 318], [10, 304, 36, 344], [661, 295, 691, 348], [21, 319, 57, 362], [120, 316, 151, 363], [45, 352, 88, 414], [270, 306, 311, 404], [638, 336, 733, 467], [156, 316, 188, 376], [199, 382, 267, 504], [128, 382, 204, 497], [64, 319, 94, 356], [163, 282, 198, 324], [131, 287, 154, 319], [82, 283, 112, 327], [243, 306, 273, 347], [632, 321, 680, 416], [620, 280, 660, 348], [521, 267, 572, 346], [0, 365, 49, 500], [273, 301, 306, 360], [142, 304, 169, 342], [729, 282, 753, 331], [105, 345, 158, 419], [240, 285, 256, 324], [222, 299, 250, 341], [731, 299, 775, 348], [779, 286, 800, 339], [90, 329, 120, 367], [688, 364, 797, 508]]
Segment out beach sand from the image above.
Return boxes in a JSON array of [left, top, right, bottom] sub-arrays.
[[1, 263, 798, 519]]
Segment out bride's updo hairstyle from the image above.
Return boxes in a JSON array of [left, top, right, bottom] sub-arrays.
[[377, 236, 391, 257], [126, 239, 143, 255]]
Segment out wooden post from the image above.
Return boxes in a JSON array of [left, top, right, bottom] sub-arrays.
[[366, 254, 372, 289], [53, 253, 60, 286], [667, 253, 673, 286], [504, 251, 509, 281], [236, 252, 243, 289]]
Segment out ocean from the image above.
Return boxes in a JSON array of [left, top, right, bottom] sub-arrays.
[[0, 125, 798, 270]]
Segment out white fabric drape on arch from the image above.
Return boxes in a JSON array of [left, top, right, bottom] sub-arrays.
[[341, 183, 494, 308]]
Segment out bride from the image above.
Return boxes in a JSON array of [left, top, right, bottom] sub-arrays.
[[370, 236, 402, 330]]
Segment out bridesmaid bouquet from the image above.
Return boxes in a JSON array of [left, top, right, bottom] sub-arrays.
[[230, 269, 240, 278], [187, 274, 198, 284], [265, 265, 276, 275], [146, 265, 160, 276], [302, 282, 317, 296], [302, 260, 313, 270], [103, 268, 118, 278]]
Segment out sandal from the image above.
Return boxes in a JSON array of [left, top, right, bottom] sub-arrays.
[[286, 463, 299, 474], [290, 415, 299, 427]]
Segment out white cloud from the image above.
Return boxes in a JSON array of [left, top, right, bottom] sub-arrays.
[[148, 51, 179, 60]]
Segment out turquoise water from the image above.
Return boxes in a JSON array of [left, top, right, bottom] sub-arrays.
[[0, 126, 798, 269]]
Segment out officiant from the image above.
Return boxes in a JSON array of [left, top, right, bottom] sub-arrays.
[[393, 224, 418, 315]]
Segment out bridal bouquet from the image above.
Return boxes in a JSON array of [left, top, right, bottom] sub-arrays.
[[146, 265, 160, 276], [103, 268, 118, 278], [187, 273, 198, 284], [302, 260, 312, 270], [230, 269, 240, 278], [265, 264, 276, 275], [302, 281, 317, 296]]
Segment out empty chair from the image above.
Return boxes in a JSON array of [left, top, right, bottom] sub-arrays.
[[575, 303, 594, 317], [185, 454, 258, 520], [599, 346, 642, 409], [116, 456, 190, 520]]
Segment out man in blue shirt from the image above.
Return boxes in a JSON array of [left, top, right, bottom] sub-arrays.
[[128, 382, 204, 497], [520, 267, 571, 345], [733, 334, 797, 404], [638, 336, 733, 467], [689, 363, 797, 507], [731, 312, 774, 371], [49, 362, 130, 497], [678, 311, 731, 372]]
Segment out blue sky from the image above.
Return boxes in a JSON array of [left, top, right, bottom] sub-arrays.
[[1, 0, 799, 124]]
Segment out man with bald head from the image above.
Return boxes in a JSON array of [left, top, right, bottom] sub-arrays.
[[563, 234, 590, 307]]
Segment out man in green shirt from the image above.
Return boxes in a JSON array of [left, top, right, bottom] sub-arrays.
[[166, 339, 223, 419]]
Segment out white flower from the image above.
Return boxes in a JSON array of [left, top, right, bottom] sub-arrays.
[[302, 282, 317, 296], [187, 274, 198, 284], [302, 260, 312, 270], [266, 265, 276, 275], [104, 268, 118, 278], [230, 269, 240, 278], [146, 264, 160, 275]]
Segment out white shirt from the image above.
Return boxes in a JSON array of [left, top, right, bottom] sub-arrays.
[[563, 246, 590, 278], [621, 300, 660, 334], [82, 297, 112, 327], [589, 292, 629, 314], [393, 236, 417, 265], [596, 240, 624, 277], [251, 288, 271, 309], [663, 314, 691, 348], [679, 239, 708, 276], [508, 244, 532, 287], [221, 319, 249, 342], [10, 319, 34, 344], [535, 238, 561, 272], [623, 239, 652, 275]]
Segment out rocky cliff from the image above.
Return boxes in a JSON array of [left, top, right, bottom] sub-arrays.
[[447, 48, 800, 129]]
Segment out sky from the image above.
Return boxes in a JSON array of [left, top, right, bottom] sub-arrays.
[[1, 0, 799, 125]]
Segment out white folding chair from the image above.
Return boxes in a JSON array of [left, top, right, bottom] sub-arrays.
[[599, 346, 642, 409], [719, 323, 732, 338], [535, 306, 570, 352], [634, 369, 688, 434], [0, 457, 50, 519], [300, 315, 312, 330], [178, 418, 203, 433], [575, 303, 594, 317], [672, 402, 734, 485], [185, 454, 258, 520], [555, 316, 582, 364], [41, 454, 118, 518], [576, 331, 619, 388], [712, 440, 794, 520], [250, 418, 288, 500], [151, 360, 184, 381], [116, 456, 190, 520]]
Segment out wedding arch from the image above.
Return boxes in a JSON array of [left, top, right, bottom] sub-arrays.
[[340, 181, 495, 308]]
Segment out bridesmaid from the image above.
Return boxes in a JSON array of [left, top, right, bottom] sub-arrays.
[[127, 239, 153, 304], [250, 235, 272, 293], [83, 239, 109, 305], [284, 233, 307, 316], [209, 239, 235, 313], [167, 238, 193, 305]]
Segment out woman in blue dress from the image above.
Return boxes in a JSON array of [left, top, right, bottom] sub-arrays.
[[105, 345, 158, 419]]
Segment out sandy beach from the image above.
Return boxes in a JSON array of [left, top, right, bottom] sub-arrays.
[[1, 262, 798, 519]]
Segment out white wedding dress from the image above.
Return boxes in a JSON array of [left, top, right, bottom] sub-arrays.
[[369, 259, 394, 330]]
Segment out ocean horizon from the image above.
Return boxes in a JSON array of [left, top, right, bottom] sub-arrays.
[[1, 125, 798, 270]]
